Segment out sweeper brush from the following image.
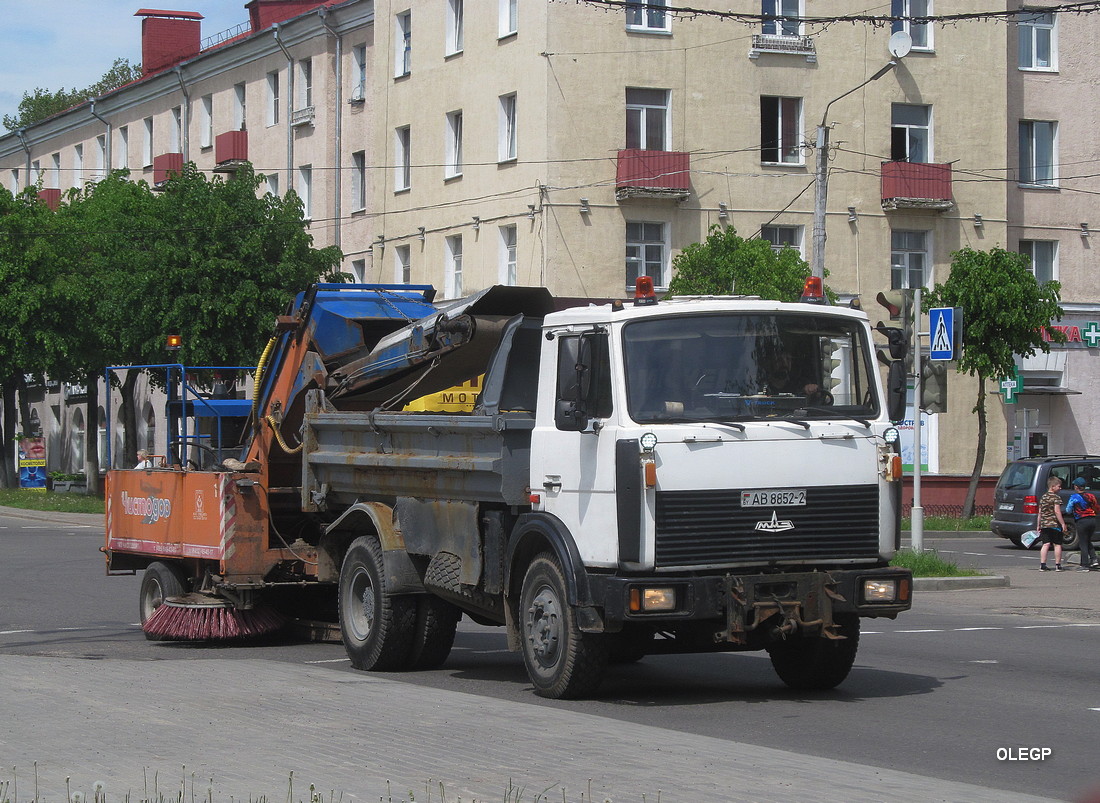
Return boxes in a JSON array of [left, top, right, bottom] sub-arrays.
[[142, 594, 286, 641]]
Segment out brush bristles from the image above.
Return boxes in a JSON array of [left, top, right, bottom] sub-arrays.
[[143, 603, 286, 641]]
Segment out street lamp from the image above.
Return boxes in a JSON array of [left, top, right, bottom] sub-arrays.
[[810, 60, 898, 280]]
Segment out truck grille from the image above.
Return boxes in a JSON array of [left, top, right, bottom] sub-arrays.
[[654, 484, 879, 568]]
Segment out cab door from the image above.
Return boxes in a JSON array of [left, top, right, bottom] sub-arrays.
[[530, 329, 620, 568]]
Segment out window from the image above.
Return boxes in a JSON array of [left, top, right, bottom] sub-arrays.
[[10, 169, 20, 192], [626, 221, 667, 288], [626, 88, 669, 151], [891, 0, 932, 51], [445, 110, 463, 179], [265, 173, 279, 196], [1020, 240, 1056, 283], [1019, 10, 1055, 70], [761, 225, 803, 257], [200, 95, 213, 147], [395, 126, 411, 191], [352, 45, 367, 101], [143, 117, 153, 167], [446, 0, 463, 55], [891, 104, 931, 163], [499, 0, 518, 37], [395, 11, 412, 77], [116, 127, 129, 170], [95, 135, 107, 178], [760, 96, 802, 164], [500, 225, 518, 285], [445, 235, 463, 298], [1019, 120, 1056, 186], [232, 84, 246, 130], [891, 230, 929, 290], [499, 93, 517, 162], [762, 0, 800, 36], [297, 59, 313, 109], [395, 245, 411, 284], [297, 165, 313, 219], [170, 107, 182, 151], [626, 0, 670, 33], [73, 144, 83, 187], [31, 160, 40, 186], [49, 153, 60, 189], [266, 72, 280, 126], [351, 150, 366, 211]]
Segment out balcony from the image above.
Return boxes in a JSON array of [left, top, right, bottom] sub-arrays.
[[616, 149, 691, 201], [214, 130, 249, 172], [749, 34, 817, 62], [152, 152, 184, 188], [37, 188, 61, 210], [881, 161, 954, 211]]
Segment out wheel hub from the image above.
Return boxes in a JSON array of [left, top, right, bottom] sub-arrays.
[[348, 567, 376, 640], [525, 586, 561, 668]]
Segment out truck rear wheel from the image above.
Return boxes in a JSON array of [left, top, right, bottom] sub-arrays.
[[139, 562, 187, 641], [767, 613, 860, 691], [519, 553, 608, 699], [339, 536, 416, 671], [408, 597, 461, 670]]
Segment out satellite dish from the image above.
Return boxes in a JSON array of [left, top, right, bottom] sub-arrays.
[[889, 30, 913, 59]]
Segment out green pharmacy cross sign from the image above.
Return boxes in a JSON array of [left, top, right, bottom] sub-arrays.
[[999, 367, 1023, 404]]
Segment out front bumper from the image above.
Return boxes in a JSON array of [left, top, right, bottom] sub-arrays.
[[587, 566, 913, 635]]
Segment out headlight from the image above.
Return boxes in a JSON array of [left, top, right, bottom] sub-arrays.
[[883, 427, 900, 445], [629, 586, 677, 612], [863, 578, 897, 602]]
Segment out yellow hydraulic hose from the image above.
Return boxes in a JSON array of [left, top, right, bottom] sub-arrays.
[[251, 336, 278, 421]]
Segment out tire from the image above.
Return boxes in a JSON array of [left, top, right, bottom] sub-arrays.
[[407, 596, 460, 670], [139, 561, 187, 641], [1061, 521, 1080, 551], [767, 613, 860, 691], [338, 536, 416, 671], [518, 553, 608, 699]]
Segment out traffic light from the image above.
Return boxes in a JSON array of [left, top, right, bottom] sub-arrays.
[[920, 356, 948, 414], [875, 290, 915, 375]]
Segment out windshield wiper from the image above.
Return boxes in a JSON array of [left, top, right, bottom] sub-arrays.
[[796, 406, 872, 428]]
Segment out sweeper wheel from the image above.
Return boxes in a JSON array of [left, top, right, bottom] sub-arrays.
[[141, 593, 286, 641], [139, 561, 187, 641]]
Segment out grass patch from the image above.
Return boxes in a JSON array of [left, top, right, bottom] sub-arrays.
[[0, 487, 104, 515], [902, 514, 991, 531], [890, 547, 984, 577]]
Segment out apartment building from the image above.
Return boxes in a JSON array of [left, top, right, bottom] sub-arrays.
[[1, 0, 1096, 495]]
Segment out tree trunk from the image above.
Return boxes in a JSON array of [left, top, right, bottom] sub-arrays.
[[962, 375, 987, 519], [84, 373, 101, 496], [120, 369, 140, 468], [0, 380, 16, 488]]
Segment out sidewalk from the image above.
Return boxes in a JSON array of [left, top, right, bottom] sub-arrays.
[[0, 653, 1058, 803]]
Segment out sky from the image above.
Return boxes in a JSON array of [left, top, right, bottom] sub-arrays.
[[0, 1, 251, 127]]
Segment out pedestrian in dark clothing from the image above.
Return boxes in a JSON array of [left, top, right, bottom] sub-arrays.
[[1066, 478, 1100, 571]]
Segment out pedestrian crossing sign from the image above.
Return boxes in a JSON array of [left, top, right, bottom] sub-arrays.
[[929, 307, 957, 360]]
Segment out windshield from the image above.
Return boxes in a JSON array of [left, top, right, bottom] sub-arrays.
[[623, 312, 879, 424]]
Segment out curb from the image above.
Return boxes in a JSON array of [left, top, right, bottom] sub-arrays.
[[0, 506, 102, 527], [914, 574, 1010, 591]]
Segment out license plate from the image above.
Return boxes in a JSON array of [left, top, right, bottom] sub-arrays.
[[742, 488, 807, 507], [998, 503, 1014, 511]]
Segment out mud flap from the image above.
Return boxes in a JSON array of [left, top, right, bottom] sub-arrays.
[[716, 572, 847, 645]]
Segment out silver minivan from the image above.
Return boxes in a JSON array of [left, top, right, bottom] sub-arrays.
[[991, 455, 1100, 549]]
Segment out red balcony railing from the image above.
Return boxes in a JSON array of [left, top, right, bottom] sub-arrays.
[[616, 149, 690, 200], [214, 130, 249, 166], [881, 161, 953, 210], [153, 152, 184, 186], [36, 188, 61, 210]]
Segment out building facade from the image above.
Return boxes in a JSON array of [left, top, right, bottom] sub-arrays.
[[1, 0, 1096, 493]]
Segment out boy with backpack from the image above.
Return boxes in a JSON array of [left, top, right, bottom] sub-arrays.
[[1066, 478, 1100, 571]]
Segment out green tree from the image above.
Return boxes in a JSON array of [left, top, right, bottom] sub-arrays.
[[667, 225, 816, 302], [925, 247, 1065, 517], [3, 58, 141, 132]]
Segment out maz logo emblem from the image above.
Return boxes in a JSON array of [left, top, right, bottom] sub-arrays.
[[755, 511, 795, 533]]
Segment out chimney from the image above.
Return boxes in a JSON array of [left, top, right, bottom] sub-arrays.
[[135, 9, 204, 76]]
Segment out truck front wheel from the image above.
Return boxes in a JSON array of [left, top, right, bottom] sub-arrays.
[[519, 553, 608, 699], [339, 536, 416, 671], [767, 613, 860, 691]]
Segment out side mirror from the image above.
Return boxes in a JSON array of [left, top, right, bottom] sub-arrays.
[[554, 399, 588, 431]]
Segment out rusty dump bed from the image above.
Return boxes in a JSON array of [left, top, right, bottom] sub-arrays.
[[301, 394, 535, 510]]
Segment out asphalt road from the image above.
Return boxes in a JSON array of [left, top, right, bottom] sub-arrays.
[[1, 513, 1095, 802]]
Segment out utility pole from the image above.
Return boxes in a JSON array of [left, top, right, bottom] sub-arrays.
[[811, 61, 898, 280]]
